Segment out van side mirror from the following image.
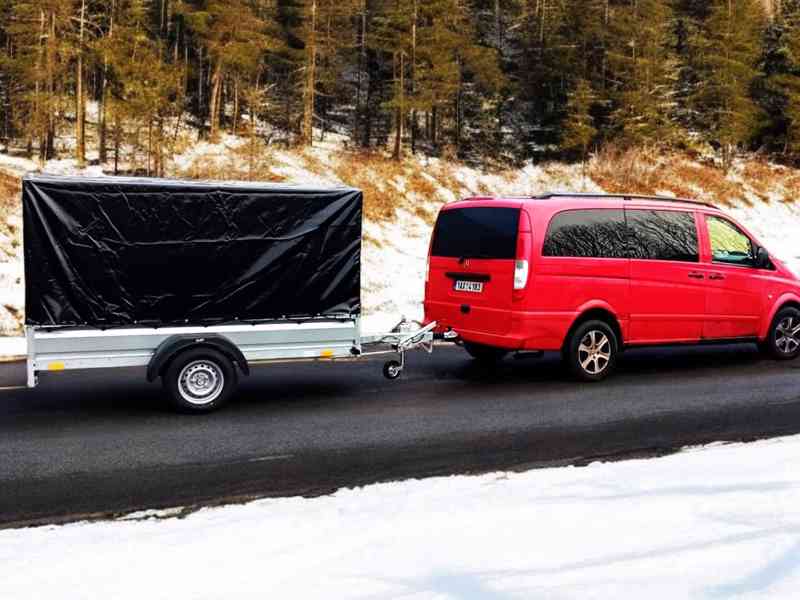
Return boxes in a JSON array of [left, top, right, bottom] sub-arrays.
[[755, 246, 771, 269]]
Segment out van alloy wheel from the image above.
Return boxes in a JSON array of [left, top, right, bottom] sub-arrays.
[[578, 330, 612, 375], [565, 320, 618, 382], [775, 316, 800, 355]]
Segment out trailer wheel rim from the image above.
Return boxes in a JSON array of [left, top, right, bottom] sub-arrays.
[[178, 360, 225, 405]]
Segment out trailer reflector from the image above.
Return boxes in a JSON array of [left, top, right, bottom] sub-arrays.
[[47, 362, 65, 371]]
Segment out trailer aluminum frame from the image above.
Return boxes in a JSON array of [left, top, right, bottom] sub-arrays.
[[25, 318, 440, 389]]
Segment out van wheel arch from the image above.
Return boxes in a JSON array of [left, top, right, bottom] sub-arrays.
[[562, 309, 623, 355], [761, 300, 800, 343]]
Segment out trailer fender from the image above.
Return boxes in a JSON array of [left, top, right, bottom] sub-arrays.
[[147, 335, 250, 382]]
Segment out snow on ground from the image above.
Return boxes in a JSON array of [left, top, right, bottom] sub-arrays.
[[728, 199, 800, 277], [2, 436, 800, 598], [361, 207, 432, 332]]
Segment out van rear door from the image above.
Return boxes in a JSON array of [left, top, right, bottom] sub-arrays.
[[426, 205, 520, 338]]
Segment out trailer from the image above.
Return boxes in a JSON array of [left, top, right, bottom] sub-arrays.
[[22, 175, 446, 412]]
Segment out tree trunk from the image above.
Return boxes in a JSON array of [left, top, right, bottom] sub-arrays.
[[197, 44, 205, 134], [99, 1, 115, 164], [147, 119, 152, 176], [393, 51, 405, 161], [209, 59, 223, 140], [249, 103, 257, 180], [232, 79, 240, 135], [47, 12, 57, 161], [410, 0, 418, 155], [76, 0, 87, 167], [36, 10, 45, 164], [302, 0, 318, 145], [495, 0, 502, 47], [455, 60, 463, 155], [113, 115, 121, 175], [354, 0, 366, 144]]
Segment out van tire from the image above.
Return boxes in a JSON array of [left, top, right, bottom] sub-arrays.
[[564, 320, 618, 382], [163, 348, 238, 413], [763, 307, 800, 361], [463, 342, 509, 363]]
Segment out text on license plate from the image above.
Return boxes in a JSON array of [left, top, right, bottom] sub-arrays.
[[455, 280, 483, 293]]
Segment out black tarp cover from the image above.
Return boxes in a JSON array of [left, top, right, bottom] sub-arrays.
[[23, 175, 362, 328]]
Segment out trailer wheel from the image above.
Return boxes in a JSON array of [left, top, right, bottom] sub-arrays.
[[163, 348, 238, 413], [383, 360, 403, 380]]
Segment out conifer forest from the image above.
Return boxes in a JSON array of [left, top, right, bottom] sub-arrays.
[[0, 1, 795, 173]]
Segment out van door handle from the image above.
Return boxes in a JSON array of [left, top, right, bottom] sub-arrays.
[[688, 272, 705, 279], [708, 273, 725, 281]]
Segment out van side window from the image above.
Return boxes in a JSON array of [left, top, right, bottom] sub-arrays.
[[626, 209, 699, 262], [542, 209, 628, 258], [706, 215, 755, 266]]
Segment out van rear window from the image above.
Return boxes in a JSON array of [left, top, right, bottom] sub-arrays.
[[431, 207, 520, 259]]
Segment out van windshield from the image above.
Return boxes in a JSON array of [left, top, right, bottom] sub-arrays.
[[431, 207, 520, 259]]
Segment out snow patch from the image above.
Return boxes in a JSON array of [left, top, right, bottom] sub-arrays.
[[2, 436, 800, 598]]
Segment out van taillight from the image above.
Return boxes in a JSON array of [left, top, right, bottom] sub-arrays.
[[514, 259, 529, 290], [425, 254, 430, 283], [514, 212, 532, 293]]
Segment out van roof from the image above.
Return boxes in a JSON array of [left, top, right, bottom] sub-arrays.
[[460, 192, 717, 210]]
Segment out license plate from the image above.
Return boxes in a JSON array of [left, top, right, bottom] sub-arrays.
[[455, 280, 483, 293]]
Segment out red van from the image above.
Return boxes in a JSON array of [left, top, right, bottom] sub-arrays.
[[424, 194, 800, 381]]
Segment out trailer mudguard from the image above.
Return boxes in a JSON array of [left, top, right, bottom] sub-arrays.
[[147, 335, 250, 382]]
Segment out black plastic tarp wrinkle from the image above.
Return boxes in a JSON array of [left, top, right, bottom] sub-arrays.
[[23, 175, 363, 328]]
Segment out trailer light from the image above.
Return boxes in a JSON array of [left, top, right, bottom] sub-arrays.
[[48, 361, 65, 371], [514, 260, 529, 290]]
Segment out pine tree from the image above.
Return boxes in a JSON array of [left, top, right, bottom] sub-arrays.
[[562, 78, 597, 174], [6, 0, 73, 163], [180, 0, 276, 141], [692, 0, 766, 169], [606, 0, 682, 147], [756, 0, 800, 156], [103, 0, 180, 175]]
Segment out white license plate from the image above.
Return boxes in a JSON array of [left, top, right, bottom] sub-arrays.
[[455, 280, 483, 293]]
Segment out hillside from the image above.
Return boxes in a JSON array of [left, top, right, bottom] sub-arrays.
[[0, 139, 799, 336]]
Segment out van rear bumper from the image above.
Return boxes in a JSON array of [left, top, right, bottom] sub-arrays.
[[425, 304, 577, 351]]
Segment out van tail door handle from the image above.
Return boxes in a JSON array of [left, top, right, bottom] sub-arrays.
[[708, 273, 726, 281], [688, 272, 705, 279]]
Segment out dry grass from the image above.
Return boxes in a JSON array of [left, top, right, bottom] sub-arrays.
[[179, 142, 795, 226], [175, 141, 287, 184], [740, 158, 800, 204], [332, 151, 458, 224], [332, 151, 402, 221], [672, 162, 746, 207], [588, 145, 751, 207], [0, 170, 21, 214]]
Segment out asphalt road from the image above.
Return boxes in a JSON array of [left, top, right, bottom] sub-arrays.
[[0, 343, 799, 527]]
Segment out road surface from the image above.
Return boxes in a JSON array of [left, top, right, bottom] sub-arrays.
[[0, 343, 798, 527]]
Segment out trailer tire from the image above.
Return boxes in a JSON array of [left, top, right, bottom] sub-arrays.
[[163, 348, 238, 413]]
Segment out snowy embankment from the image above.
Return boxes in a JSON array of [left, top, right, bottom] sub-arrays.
[[1, 140, 800, 337], [2, 436, 800, 598]]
